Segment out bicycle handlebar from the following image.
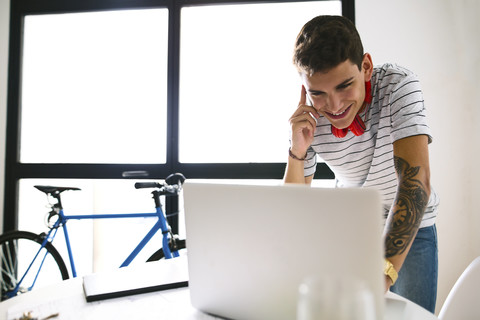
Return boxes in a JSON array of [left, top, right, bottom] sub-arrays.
[[134, 173, 186, 194], [134, 182, 161, 189]]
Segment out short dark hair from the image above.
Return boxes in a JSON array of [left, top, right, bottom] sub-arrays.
[[293, 15, 364, 75]]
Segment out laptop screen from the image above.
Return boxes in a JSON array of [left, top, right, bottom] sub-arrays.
[[183, 182, 384, 320]]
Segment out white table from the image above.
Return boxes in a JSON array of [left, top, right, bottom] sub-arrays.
[[0, 265, 437, 320]]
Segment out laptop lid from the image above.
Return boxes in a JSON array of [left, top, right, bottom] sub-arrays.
[[183, 182, 384, 320]]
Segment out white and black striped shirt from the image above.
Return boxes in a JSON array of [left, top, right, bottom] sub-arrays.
[[304, 63, 439, 228]]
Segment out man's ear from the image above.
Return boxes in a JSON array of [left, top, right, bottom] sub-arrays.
[[362, 53, 373, 81]]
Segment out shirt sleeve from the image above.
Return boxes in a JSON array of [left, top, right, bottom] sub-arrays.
[[389, 74, 433, 143]]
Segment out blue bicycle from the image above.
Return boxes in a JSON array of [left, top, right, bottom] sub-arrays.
[[0, 173, 187, 301]]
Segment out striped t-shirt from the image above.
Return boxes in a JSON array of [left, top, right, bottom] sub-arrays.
[[303, 63, 439, 228]]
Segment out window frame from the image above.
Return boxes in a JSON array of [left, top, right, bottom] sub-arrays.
[[4, 0, 354, 231]]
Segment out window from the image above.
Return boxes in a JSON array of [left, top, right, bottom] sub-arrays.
[[179, 2, 340, 163], [5, 0, 352, 231], [21, 9, 169, 164]]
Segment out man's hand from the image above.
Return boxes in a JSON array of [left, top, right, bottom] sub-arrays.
[[288, 85, 320, 159]]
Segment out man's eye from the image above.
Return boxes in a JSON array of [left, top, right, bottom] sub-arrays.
[[338, 82, 353, 90]]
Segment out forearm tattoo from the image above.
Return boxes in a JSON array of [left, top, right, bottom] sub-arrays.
[[385, 156, 428, 258]]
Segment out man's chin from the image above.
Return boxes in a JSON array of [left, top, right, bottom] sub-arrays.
[[330, 120, 352, 130]]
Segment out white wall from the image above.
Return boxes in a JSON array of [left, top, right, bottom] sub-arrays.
[[1, 0, 479, 315], [357, 0, 480, 315], [0, 0, 9, 233]]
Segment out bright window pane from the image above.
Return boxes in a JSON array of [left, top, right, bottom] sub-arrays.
[[179, 1, 341, 163], [20, 9, 169, 164]]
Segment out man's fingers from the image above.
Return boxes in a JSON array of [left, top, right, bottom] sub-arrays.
[[290, 105, 320, 121], [290, 112, 318, 134], [291, 86, 319, 141], [293, 118, 316, 139], [299, 85, 307, 106]]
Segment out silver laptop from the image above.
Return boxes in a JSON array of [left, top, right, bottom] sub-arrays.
[[183, 182, 384, 320]]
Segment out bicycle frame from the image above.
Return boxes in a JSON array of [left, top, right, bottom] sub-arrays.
[[8, 207, 176, 299], [48, 205, 179, 278], [12, 198, 179, 301]]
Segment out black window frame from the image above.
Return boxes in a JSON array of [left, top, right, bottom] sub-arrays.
[[3, 0, 354, 231]]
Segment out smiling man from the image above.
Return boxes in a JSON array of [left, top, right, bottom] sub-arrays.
[[284, 15, 439, 313]]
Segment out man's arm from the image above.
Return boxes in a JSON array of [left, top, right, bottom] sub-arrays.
[[384, 134, 431, 289], [283, 85, 319, 185], [283, 156, 313, 184]]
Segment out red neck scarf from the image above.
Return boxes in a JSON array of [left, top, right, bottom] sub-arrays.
[[331, 80, 372, 138]]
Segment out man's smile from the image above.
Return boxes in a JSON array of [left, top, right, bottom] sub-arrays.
[[325, 104, 353, 120]]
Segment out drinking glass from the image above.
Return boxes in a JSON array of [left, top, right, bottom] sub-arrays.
[[297, 275, 376, 320]]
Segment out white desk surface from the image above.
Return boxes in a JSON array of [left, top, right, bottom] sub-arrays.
[[0, 261, 437, 320]]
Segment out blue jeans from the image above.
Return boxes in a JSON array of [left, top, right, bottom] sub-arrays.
[[390, 225, 438, 313]]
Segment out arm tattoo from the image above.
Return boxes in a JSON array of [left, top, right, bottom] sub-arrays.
[[385, 156, 428, 258]]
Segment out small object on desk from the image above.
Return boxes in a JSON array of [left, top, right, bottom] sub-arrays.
[[16, 312, 59, 320], [18, 312, 34, 320]]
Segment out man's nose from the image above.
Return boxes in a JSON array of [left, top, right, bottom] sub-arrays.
[[326, 94, 342, 112]]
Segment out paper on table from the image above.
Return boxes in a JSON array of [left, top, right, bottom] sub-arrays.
[[83, 255, 189, 302]]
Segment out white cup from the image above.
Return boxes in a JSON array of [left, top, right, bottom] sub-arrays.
[[297, 275, 376, 320]]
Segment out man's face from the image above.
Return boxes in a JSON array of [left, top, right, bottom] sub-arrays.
[[301, 56, 371, 130]]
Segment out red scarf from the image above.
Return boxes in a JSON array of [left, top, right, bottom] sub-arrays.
[[331, 80, 372, 138]]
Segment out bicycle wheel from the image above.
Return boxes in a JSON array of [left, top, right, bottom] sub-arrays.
[[147, 239, 187, 261], [0, 231, 69, 301]]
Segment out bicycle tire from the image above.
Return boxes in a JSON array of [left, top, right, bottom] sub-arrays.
[[0, 230, 69, 301], [147, 239, 187, 261]]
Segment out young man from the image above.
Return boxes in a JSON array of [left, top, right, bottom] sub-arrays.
[[284, 15, 439, 313]]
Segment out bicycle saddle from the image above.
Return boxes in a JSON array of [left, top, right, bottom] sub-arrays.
[[34, 185, 81, 195]]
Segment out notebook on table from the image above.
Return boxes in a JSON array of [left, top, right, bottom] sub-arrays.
[[83, 255, 188, 302], [182, 182, 385, 320]]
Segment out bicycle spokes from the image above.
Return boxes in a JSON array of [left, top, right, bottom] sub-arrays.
[[0, 233, 67, 300]]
